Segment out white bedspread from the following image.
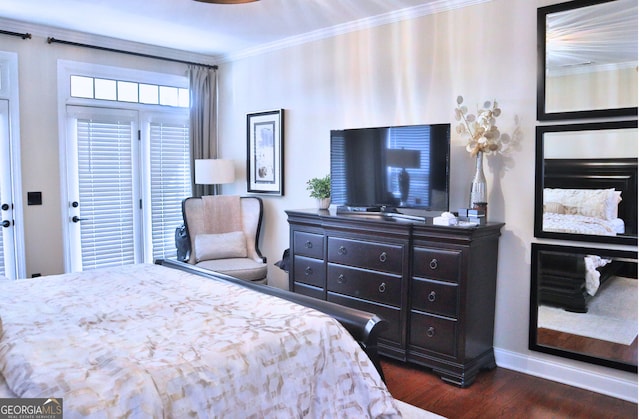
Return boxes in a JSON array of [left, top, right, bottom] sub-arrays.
[[0, 264, 400, 418], [542, 213, 623, 236]]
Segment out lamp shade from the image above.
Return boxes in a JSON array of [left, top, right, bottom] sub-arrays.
[[195, 159, 235, 185], [386, 148, 421, 169]]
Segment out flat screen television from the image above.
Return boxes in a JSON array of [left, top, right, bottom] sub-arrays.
[[330, 123, 450, 213]]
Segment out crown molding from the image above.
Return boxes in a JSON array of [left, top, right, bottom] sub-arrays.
[[1, 0, 492, 66], [218, 0, 493, 63]]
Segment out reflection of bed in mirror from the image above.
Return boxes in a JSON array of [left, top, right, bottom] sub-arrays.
[[537, 250, 625, 313], [542, 158, 638, 239], [530, 244, 638, 372]]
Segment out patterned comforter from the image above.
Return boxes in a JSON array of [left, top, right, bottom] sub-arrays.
[[542, 213, 624, 236], [0, 263, 400, 418]]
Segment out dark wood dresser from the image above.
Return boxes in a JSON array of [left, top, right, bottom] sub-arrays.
[[286, 209, 504, 387]]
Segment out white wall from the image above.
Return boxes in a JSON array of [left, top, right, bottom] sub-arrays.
[[1, 0, 636, 402], [217, 0, 638, 401], [0, 28, 193, 276]]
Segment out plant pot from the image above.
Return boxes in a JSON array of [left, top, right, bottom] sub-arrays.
[[317, 197, 331, 210]]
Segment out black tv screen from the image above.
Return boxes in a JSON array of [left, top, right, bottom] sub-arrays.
[[330, 123, 450, 212]]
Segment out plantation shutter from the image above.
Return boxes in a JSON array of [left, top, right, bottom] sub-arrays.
[[76, 115, 137, 269], [149, 119, 191, 260]]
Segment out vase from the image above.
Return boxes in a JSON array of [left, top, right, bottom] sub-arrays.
[[317, 197, 331, 210], [469, 151, 487, 212]]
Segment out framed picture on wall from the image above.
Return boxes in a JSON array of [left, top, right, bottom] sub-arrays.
[[246, 109, 284, 195]]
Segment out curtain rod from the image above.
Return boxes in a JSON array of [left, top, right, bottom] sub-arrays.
[[47, 37, 218, 70], [1, 29, 32, 40]]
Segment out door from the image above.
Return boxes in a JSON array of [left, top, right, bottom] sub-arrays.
[[66, 106, 141, 272], [0, 99, 17, 278]]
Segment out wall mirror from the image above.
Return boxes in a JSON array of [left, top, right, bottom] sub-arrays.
[[537, 0, 638, 120], [534, 120, 638, 245], [530, 243, 637, 372]]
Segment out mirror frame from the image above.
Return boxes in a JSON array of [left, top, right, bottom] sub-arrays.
[[529, 243, 638, 373], [537, 0, 638, 121], [534, 120, 638, 245]]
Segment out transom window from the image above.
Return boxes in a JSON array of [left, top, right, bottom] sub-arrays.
[[70, 75, 189, 107]]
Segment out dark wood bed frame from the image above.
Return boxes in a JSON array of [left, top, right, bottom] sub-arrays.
[[156, 259, 388, 380], [538, 158, 638, 312], [544, 158, 638, 236], [537, 250, 625, 313]]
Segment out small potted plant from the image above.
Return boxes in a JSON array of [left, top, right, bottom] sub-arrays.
[[306, 174, 331, 210]]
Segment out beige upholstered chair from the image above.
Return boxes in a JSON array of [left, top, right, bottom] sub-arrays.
[[182, 195, 267, 284]]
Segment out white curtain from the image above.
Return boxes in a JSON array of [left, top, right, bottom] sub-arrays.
[[189, 65, 218, 196]]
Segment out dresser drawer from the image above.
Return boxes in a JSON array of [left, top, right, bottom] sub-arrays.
[[328, 237, 403, 274], [293, 255, 325, 288], [328, 292, 403, 344], [293, 231, 324, 259], [327, 263, 402, 307], [409, 311, 457, 357], [411, 278, 458, 318], [413, 247, 461, 283], [293, 282, 324, 300]]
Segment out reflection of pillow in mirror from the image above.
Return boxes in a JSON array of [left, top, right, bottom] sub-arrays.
[[543, 188, 620, 220], [562, 205, 579, 215], [195, 231, 247, 262], [605, 190, 622, 220], [543, 202, 566, 214]]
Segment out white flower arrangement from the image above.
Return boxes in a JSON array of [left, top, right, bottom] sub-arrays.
[[454, 96, 503, 157]]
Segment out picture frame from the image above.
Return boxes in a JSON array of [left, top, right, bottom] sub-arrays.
[[246, 109, 284, 195]]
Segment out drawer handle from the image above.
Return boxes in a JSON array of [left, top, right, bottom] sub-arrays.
[[429, 258, 439, 270], [427, 291, 436, 302], [426, 326, 436, 338], [304, 240, 313, 249], [337, 274, 346, 284], [378, 282, 386, 293], [338, 246, 347, 256], [379, 251, 387, 263], [304, 266, 313, 276]]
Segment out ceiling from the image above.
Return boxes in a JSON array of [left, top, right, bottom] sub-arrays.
[[0, 0, 482, 61], [545, 0, 638, 73]]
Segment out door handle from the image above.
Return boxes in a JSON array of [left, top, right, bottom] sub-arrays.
[[72, 216, 87, 223], [1, 203, 9, 211], [1, 220, 10, 228]]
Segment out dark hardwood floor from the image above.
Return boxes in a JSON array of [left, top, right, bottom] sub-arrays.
[[538, 328, 638, 366], [382, 358, 638, 419]]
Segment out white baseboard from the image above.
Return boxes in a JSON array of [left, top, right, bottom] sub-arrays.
[[494, 348, 638, 403]]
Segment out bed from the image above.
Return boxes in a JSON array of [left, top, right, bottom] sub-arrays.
[[537, 250, 625, 313], [541, 158, 638, 237], [536, 158, 637, 312], [0, 260, 399, 418]]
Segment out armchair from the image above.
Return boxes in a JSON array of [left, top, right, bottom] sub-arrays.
[[182, 195, 268, 284]]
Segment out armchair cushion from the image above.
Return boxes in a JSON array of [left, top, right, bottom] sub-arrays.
[[196, 258, 268, 282], [194, 231, 247, 262]]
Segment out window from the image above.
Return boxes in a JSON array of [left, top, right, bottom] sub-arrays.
[[60, 61, 191, 272], [75, 112, 137, 269], [148, 119, 191, 261], [70, 75, 189, 108]]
